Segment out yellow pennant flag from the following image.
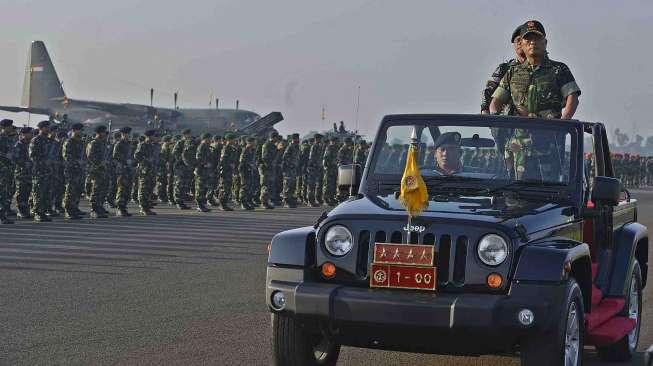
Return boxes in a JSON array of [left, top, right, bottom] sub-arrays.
[[399, 145, 429, 218]]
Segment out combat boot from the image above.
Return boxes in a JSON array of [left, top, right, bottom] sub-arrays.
[[241, 202, 254, 211], [34, 214, 51, 222], [219, 203, 234, 211], [116, 207, 132, 217], [17, 207, 33, 220], [140, 207, 157, 216], [90, 206, 108, 219], [196, 204, 211, 213], [284, 201, 298, 209], [262, 201, 275, 209], [65, 211, 81, 220]]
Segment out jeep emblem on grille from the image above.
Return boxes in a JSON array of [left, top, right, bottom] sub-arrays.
[[403, 224, 426, 233]]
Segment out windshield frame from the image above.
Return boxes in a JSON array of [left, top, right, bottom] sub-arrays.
[[361, 114, 584, 206]]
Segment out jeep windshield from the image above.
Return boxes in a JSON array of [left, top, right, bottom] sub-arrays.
[[369, 118, 578, 198]]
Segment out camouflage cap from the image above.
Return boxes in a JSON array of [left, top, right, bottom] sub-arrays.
[[224, 132, 236, 140], [181, 128, 192, 135], [521, 20, 545, 38], [291, 133, 300, 139], [344, 137, 353, 144], [119, 126, 132, 134], [434, 132, 461, 149], [162, 135, 172, 142], [19, 127, 33, 134], [94, 125, 108, 134], [36, 120, 50, 129], [201, 132, 211, 140], [330, 136, 339, 142], [0, 119, 14, 127], [314, 133, 323, 139]]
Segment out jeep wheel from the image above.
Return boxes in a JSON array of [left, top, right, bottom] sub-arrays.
[[271, 313, 341, 366], [520, 278, 584, 366], [597, 260, 642, 362]]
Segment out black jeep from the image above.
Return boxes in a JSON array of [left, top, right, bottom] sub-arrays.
[[266, 114, 648, 366]]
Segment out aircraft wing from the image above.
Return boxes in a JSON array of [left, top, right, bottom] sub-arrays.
[[0, 105, 50, 115]]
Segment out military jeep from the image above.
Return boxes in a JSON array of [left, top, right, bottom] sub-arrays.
[[266, 114, 648, 366]]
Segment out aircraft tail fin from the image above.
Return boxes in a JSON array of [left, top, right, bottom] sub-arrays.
[[21, 41, 66, 108]]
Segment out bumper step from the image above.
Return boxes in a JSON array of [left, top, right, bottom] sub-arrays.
[[586, 298, 625, 332], [586, 316, 636, 347]]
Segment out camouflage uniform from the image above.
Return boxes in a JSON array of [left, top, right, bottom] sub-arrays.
[[306, 139, 324, 206], [172, 137, 192, 206], [0, 130, 15, 219], [238, 142, 257, 209], [113, 138, 134, 210], [218, 142, 238, 209], [297, 141, 310, 203], [322, 142, 339, 205], [208, 139, 223, 204], [282, 140, 300, 207], [157, 138, 172, 203], [131, 138, 141, 202], [272, 142, 285, 205], [86, 136, 109, 215], [258, 137, 277, 207], [13, 137, 32, 217], [481, 59, 520, 114], [62, 134, 86, 216], [29, 131, 52, 219], [232, 139, 244, 203], [194, 140, 213, 209], [49, 135, 65, 213], [105, 138, 118, 207], [134, 137, 159, 212]]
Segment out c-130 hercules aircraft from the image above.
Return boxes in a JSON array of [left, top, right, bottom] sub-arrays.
[[0, 41, 283, 135]]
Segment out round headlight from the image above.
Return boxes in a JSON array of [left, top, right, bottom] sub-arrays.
[[477, 234, 508, 266], [324, 225, 353, 256]]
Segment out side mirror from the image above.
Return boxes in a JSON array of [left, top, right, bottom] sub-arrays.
[[591, 176, 621, 206], [337, 164, 362, 196]]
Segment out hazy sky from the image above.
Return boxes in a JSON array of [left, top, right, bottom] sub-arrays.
[[1, 0, 652, 137]]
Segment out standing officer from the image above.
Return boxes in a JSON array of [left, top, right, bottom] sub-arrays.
[[336, 137, 354, 201], [208, 135, 223, 206], [29, 121, 53, 222], [49, 129, 67, 215], [62, 123, 86, 219], [13, 127, 33, 219], [113, 126, 134, 217], [322, 137, 339, 206], [282, 133, 301, 208], [0, 119, 15, 224], [490, 20, 581, 119], [217, 133, 238, 211], [306, 134, 324, 207], [86, 125, 110, 218], [157, 135, 172, 204], [481, 23, 525, 115], [134, 129, 160, 215], [238, 136, 257, 210], [105, 131, 120, 209], [258, 132, 279, 209], [172, 129, 193, 209], [297, 139, 310, 204], [194, 133, 213, 212]]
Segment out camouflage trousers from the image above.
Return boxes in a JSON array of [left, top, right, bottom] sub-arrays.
[[63, 168, 84, 212], [323, 167, 338, 203], [0, 163, 12, 214], [207, 169, 218, 203], [232, 174, 241, 203], [106, 169, 117, 205], [239, 169, 254, 204], [194, 170, 211, 206], [306, 167, 323, 203], [273, 167, 283, 203], [31, 167, 51, 216], [166, 166, 175, 203], [173, 165, 192, 203], [88, 172, 108, 210], [6, 164, 15, 211], [132, 169, 140, 202], [218, 171, 234, 205], [115, 168, 134, 208], [138, 168, 156, 209], [283, 171, 297, 204], [14, 176, 32, 211], [259, 166, 275, 204], [296, 171, 306, 202], [156, 167, 169, 201], [51, 164, 65, 209], [252, 168, 261, 203]]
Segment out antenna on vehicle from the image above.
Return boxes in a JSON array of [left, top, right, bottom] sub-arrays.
[[150, 88, 154, 107]]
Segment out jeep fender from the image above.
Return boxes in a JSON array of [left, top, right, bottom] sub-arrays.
[[513, 240, 592, 309], [268, 226, 316, 267], [607, 222, 648, 296]]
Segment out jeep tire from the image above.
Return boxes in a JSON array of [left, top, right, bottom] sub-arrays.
[[520, 278, 584, 366], [271, 313, 341, 366], [597, 260, 642, 362]]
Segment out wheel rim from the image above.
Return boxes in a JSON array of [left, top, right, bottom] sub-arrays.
[[565, 302, 580, 366], [627, 275, 640, 350], [312, 334, 333, 362]]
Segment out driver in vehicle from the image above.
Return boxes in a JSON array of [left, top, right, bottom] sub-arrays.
[[433, 132, 463, 175]]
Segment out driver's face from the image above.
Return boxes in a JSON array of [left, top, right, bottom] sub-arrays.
[[436, 144, 461, 170]]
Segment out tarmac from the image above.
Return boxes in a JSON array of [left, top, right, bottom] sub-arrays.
[[1, 190, 651, 365]]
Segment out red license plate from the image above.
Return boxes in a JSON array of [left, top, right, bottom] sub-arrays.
[[370, 264, 437, 291], [373, 243, 435, 266]]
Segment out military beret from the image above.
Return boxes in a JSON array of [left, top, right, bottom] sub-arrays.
[[19, 127, 33, 134], [71, 123, 84, 130], [302, 140, 308, 144], [57, 131, 68, 138], [345, 137, 353, 143], [291, 133, 300, 139], [521, 20, 545, 38], [144, 129, 156, 137], [434, 132, 461, 149], [94, 125, 107, 134], [162, 135, 172, 142], [223, 133, 234, 140], [308, 138, 315, 143], [330, 137, 339, 142], [511, 23, 524, 42], [246, 136, 256, 142], [314, 133, 323, 139], [0, 119, 13, 127], [36, 120, 50, 129], [182, 128, 192, 135], [269, 131, 279, 138], [119, 126, 132, 134], [201, 133, 211, 140]]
